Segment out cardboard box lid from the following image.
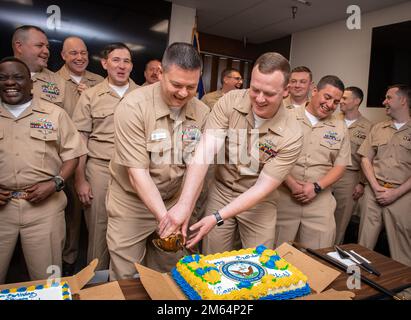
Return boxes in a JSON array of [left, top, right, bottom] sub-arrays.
[[79, 281, 125, 300], [135, 244, 344, 300], [276, 243, 341, 294], [0, 259, 98, 295], [135, 263, 186, 300]]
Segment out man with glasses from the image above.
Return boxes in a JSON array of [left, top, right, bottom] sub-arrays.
[[201, 68, 243, 109]]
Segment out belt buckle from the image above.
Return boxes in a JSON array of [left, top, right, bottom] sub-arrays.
[[383, 182, 394, 189], [11, 191, 28, 199]]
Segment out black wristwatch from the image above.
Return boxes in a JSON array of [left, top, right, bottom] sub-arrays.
[[313, 182, 322, 194], [213, 211, 224, 226], [52, 175, 65, 192]]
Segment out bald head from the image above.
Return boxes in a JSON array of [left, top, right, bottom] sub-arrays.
[[61, 36, 89, 76]]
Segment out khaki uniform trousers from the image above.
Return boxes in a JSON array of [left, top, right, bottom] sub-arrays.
[[62, 176, 82, 265], [359, 185, 411, 266], [0, 192, 66, 283], [84, 158, 110, 270], [106, 179, 186, 280], [275, 186, 336, 249], [332, 169, 360, 245], [202, 181, 277, 255]]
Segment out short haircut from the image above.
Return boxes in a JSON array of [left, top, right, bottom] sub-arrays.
[[317, 75, 345, 93], [345, 86, 364, 105], [389, 84, 411, 108], [0, 56, 31, 77], [220, 68, 241, 85], [291, 66, 312, 81], [145, 59, 161, 70], [12, 25, 47, 49], [100, 42, 132, 59], [254, 52, 290, 86], [161, 42, 202, 73]]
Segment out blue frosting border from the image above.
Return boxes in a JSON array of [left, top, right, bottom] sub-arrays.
[[172, 268, 311, 300]]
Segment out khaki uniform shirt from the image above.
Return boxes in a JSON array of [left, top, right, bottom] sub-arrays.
[[283, 95, 309, 110], [0, 98, 88, 190], [205, 89, 303, 195], [201, 90, 224, 109], [289, 106, 351, 183], [357, 119, 411, 185], [32, 68, 65, 107], [57, 65, 104, 118], [72, 78, 138, 161], [337, 113, 372, 172], [110, 82, 210, 202]]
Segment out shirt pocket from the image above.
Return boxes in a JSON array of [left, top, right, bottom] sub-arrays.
[[146, 140, 172, 166], [30, 129, 59, 167], [399, 140, 411, 164]]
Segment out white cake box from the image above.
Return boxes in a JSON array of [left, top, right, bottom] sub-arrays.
[[135, 243, 355, 300], [0, 259, 98, 300]]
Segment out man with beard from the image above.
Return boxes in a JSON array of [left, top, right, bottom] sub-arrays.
[[332, 86, 372, 245], [358, 84, 411, 266], [275, 75, 351, 249], [201, 68, 243, 109], [0, 57, 87, 283]]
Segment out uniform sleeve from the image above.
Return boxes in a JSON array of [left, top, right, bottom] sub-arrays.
[[334, 124, 352, 166], [113, 97, 150, 169], [262, 129, 303, 182], [72, 90, 93, 132], [357, 125, 377, 160], [204, 93, 231, 138], [58, 109, 88, 161]]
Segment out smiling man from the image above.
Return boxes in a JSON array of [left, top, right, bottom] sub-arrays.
[[275, 75, 351, 249], [358, 84, 411, 266], [283, 66, 313, 109], [142, 59, 162, 86], [12, 25, 65, 107], [71, 43, 137, 271], [57, 36, 104, 276], [158, 52, 303, 254], [105, 43, 209, 280], [0, 57, 87, 283]]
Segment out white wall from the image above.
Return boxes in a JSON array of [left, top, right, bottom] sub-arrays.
[[168, 4, 196, 45], [290, 2, 411, 124]]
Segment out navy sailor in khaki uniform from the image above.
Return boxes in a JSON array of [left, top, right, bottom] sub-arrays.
[[0, 57, 87, 283]]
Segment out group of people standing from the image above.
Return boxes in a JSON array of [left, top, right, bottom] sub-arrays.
[[0, 24, 409, 285]]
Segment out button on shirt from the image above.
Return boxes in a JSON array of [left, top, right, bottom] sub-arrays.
[[72, 78, 138, 161], [205, 89, 303, 195], [110, 82, 210, 202], [0, 98, 88, 190], [357, 120, 411, 185]]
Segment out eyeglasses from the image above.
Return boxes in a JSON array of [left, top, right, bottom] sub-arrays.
[[227, 76, 243, 81]]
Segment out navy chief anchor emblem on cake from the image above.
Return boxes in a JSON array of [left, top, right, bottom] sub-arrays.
[[221, 261, 266, 285]]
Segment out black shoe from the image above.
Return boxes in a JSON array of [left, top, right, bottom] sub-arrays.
[[62, 261, 76, 277]]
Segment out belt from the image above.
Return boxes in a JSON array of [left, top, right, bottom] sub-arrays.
[[11, 191, 28, 199], [377, 179, 398, 189]]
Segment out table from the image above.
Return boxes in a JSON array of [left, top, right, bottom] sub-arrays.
[[115, 244, 411, 300]]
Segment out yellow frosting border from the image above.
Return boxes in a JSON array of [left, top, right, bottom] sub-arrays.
[[177, 248, 308, 300]]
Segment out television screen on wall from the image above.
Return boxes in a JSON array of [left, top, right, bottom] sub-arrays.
[[0, 0, 171, 85], [367, 20, 411, 108]]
